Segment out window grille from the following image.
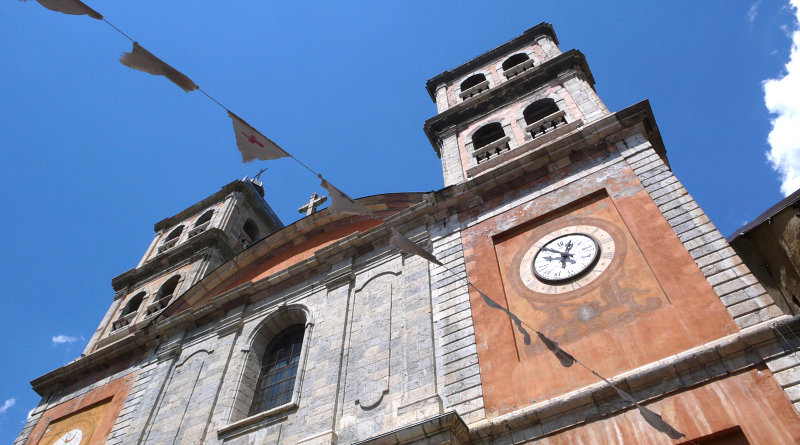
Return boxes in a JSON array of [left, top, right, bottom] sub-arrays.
[[249, 326, 305, 415]]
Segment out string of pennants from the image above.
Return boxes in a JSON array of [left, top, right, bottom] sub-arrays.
[[28, 1, 693, 442]]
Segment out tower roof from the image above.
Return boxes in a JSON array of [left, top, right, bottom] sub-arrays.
[[424, 22, 558, 101]]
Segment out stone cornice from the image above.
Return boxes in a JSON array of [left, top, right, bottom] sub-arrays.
[[424, 50, 594, 156], [425, 22, 558, 100], [353, 411, 469, 445], [111, 228, 236, 292], [153, 179, 283, 233]]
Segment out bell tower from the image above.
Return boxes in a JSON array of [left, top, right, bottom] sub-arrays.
[[83, 178, 283, 354], [424, 23, 609, 186], [421, 22, 793, 440]]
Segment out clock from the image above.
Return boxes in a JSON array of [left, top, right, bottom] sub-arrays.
[[52, 428, 83, 445], [513, 223, 619, 297], [532, 232, 599, 282]]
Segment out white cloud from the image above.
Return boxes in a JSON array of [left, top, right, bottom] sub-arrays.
[[748, 1, 761, 24], [764, 0, 800, 196], [0, 398, 16, 415], [51, 334, 79, 345]]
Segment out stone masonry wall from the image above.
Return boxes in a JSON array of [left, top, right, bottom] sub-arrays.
[[618, 133, 800, 414], [618, 132, 782, 329], [429, 215, 486, 424]]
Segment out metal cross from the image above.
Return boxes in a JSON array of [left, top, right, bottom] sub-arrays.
[[253, 167, 268, 181], [298, 193, 328, 216]]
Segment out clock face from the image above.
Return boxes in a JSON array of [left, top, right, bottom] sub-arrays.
[[532, 233, 599, 282], [516, 224, 616, 296], [52, 428, 83, 445]]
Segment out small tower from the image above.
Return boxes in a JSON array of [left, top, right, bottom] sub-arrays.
[[83, 178, 283, 353], [424, 23, 609, 186]]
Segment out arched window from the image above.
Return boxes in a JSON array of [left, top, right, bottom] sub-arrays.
[[240, 219, 260, 248], [148, 275, 180, 314], [113, 291, 146, 330], [121, 292, 145, 317], [502, 53, 533, 78], [249, 326, 305, 415], [157, 276, 180, 303], [189, 210, 214, 237], [195, 210, 214, 227], [166, 225, 184, 241], [473, 123, 505, 149], [459, 73, 489, 99], [471, 122, 510, 164], [159, 225, 184, 252], [460, 74, 485, 91], [523, 99, 566, 138], [229, 306, 311, 422]]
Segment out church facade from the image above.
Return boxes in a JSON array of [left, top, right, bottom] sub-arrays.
[[16, 23, 800, 444]]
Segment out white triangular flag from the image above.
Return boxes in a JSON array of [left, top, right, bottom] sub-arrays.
[[320, 179, 374, 217], [120, 43, 198, 92], [389, 227, 442, 266], [34, 0, 102, 19], [229, 112, 289, 162]]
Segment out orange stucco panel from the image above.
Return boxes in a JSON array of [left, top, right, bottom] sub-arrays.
[[26, 373, 135, 445], [463, 161, 737, 416]]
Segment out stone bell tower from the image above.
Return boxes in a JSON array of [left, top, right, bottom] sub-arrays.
[[424, 23, 608, 187], [420, 22, 799, 443], [82, 178, 283, 354]]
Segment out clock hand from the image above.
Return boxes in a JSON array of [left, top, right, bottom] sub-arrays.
[[565, 240, 574, 253], [542, 247, 574, 257]]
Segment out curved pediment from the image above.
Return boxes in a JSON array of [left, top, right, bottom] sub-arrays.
[[160, 192, 429, 316]]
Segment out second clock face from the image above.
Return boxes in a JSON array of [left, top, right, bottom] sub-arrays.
[[53, 428, 83, 445], [532, 233, 599, 282]]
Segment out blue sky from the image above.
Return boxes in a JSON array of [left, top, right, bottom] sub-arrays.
[[1, 1, 799, 441]]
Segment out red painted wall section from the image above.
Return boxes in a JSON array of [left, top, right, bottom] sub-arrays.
[[533, 368, 800, 444], [462, 155, 739, 417]]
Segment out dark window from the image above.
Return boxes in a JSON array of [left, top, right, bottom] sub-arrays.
[[121, 292, 145, 316], [243, 219, 259, 242], [166, 225, 184, 242], [523, 99, 560, 125], [156, 276, 180, 303], [194, 210, 214, 227], [250, 326, 305, 415], [460, 73, 486, 91], [472, 122, 506, 149], [502, 53, 530, 71]]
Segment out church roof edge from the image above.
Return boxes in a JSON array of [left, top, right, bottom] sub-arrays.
[[152, 179, 283, 233], [424, 22, 558, 101]]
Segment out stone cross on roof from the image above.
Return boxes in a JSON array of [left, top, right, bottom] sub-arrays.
[[299, 193, 328, 216]]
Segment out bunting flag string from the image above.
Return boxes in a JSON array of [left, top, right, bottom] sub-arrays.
[[27, 0, 383, 222], [25, 0, 329, 189], [387, 227, 691, 443], [30, 0, 379, 226]]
